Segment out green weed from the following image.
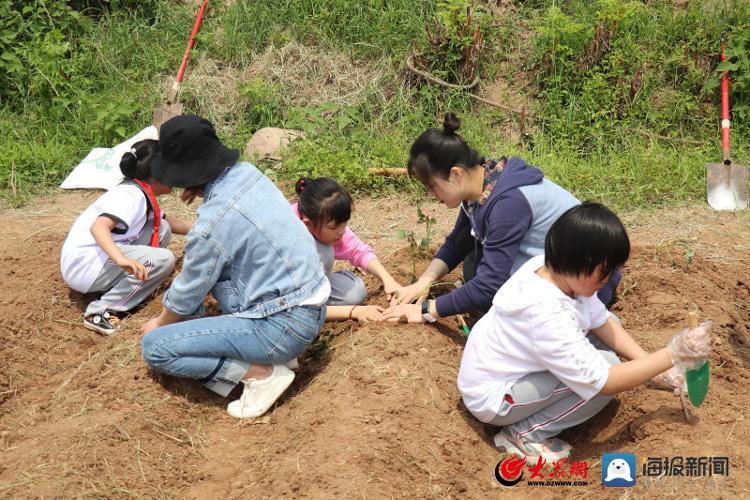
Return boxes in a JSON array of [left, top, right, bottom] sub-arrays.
[[417, 0, 489, 85], [216, 0, 434, 62]]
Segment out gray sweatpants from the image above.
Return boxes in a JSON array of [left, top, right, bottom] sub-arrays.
[[488, 335, 620, 442], [84, 218, 175, 317], [316, 240, 367, 306]]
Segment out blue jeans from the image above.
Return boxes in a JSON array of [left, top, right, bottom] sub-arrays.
[[142, 305, 326, 397]]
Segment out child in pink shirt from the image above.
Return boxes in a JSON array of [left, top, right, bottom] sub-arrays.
[[292, 177, 401, 322]]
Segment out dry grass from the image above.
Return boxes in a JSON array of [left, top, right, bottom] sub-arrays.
[[161, 41, 393, 139], [178, 55, 244, 136], [242, 42, 389, 106]]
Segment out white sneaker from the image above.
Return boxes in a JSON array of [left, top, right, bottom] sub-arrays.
[[227, 364, 295, 419], [493, 429, 571, 461], [285, 357, 300, 370]]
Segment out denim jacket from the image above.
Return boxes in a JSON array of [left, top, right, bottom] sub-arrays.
[[163, 162, 327, 318]]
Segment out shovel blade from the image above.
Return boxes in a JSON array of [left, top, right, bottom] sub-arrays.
[[686, 361, 709, 407], [706, 162, 748, 210], [152, 102, 184, 132]]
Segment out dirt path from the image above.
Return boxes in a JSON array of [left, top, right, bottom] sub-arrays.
[[1, 191, 749, 498]]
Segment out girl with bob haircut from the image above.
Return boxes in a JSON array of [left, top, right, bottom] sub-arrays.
[[457, 202, 710, 460], [60, 139, 191, 336], [292, 176, 401, 323], [386, 113, 620, 324]]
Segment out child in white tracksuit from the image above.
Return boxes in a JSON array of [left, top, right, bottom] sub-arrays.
[[458, 202, 710, 461], [60, 140, 191, 335]]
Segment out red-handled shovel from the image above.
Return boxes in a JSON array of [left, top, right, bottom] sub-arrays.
[[706, 46, 748, 210], [152, 0, 209, 130]]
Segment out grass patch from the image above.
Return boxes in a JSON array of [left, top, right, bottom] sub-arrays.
[[215, 0, 434, 62], [2, 0, 750, 211]]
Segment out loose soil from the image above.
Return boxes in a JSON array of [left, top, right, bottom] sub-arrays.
[[1, 192, 749, 498]]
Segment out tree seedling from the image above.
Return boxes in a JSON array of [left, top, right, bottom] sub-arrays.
[[397, 206, 437, 283]]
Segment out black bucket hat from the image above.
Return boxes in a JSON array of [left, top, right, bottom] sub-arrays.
[[152, 115, 240, 187]]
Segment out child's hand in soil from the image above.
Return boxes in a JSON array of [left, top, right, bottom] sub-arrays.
[[381, 277, 403, 302], [115, 256, 148, 281], [353, 305, 385, 323], [650, 366, 685, 395], [667, 322, 711, 371]]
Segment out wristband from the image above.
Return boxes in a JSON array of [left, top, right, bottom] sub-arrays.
[[348, 305, 358, 321], [421, 300, 437, 323]]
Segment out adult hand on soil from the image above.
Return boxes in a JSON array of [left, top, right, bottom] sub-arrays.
[[390, 280, 431, 306], [383, 304, 424, 323], [651, 366, 685, 395], [353, 305, 385, 323], [667, 322, 711, 371], [115, 256, 148, 281]]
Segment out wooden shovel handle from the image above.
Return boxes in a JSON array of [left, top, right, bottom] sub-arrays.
[[688, 311, 699, 329], [368, 167, 407, 176]]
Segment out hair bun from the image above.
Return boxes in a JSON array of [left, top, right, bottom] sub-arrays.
[[295, 177, 307, 195], [443, 112, 461, 134], [119, 151, 138, 176]]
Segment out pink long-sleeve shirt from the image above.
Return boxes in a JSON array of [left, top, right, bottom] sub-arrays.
[[290, 202, 377, 270]]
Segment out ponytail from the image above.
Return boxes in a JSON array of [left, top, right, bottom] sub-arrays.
[[120, 139, 160, 181]]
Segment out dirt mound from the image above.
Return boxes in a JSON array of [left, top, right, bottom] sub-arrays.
[[1, 194, 748, 497]]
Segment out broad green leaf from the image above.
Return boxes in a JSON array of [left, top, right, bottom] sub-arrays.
[[701, 78, 720, 92], [715, 60, 739, 72]]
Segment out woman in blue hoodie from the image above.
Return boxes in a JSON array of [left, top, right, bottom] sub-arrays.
[[386, 113, 619, 324]]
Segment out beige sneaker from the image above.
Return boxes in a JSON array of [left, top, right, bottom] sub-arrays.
[[285, 357, 300, 370], [227, 364, 295, 419], [493, 429, 571, 461]]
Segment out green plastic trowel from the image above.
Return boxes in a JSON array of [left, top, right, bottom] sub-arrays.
[[458, 315, 471, 337], [685, 312, 710, 407]]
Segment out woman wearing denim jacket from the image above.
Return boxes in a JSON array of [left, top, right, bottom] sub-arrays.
[[141, 115, 329, 419]]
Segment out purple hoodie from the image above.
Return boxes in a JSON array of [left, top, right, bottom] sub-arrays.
[[434, 157, 604, 317]]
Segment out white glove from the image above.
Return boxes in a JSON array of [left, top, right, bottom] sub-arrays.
[[651, 366, 685, 395], [666, 322, 711, 372]]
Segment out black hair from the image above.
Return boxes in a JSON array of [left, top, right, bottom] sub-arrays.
[[119, 139, 160, 181], [545, 202, 630, 279], [407, 112, 482, 184], [180, 183, 206, 205], [295, 177, 353, 227]]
